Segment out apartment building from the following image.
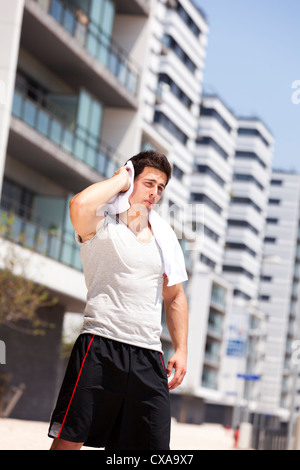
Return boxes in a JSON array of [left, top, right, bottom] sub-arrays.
[[258, 171, 300, 420], [0, 0, 155, 421], [177, 94, 237, 422], [220, 118, 274, 423], [141, 0, 209, 367], [2, 0, 291, 430], [0, 0, 211, 422]]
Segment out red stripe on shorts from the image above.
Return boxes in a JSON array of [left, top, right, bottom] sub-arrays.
[[57, 334, 95, 439], [160, 354, 165, 370]]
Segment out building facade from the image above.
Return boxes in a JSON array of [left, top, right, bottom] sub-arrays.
[[0, 0, 155, 420], [1, 0, 298, 431], [258, 171, 300, 420]]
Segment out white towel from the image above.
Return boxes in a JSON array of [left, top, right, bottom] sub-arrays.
[[107, 161, 188, 286]]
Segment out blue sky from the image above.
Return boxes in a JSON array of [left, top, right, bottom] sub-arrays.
[[195, 0, 300, 172]]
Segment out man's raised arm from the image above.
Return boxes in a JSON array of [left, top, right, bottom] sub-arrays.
[[69, 167, 130, 242]]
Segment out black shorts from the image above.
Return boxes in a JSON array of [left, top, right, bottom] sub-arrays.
[[48, 334, 171, 450]]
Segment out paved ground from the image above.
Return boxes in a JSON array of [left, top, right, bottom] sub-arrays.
[[0, 418, 236, 450]]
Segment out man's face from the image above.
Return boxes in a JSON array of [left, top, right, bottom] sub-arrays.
[[129, 166, 167, 211]]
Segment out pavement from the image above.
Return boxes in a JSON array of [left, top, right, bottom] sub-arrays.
[[0, 418, 236, 450]]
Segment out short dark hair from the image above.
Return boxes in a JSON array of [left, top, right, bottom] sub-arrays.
[[127, 150, 172, 185]]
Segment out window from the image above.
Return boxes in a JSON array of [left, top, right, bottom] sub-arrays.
[[158, 73, 192, 109], [270, 179, 283, 186], [264, 237, 276, 243], [231, 197, 262, 213], [266, 218, 278, 224], [260, 275, 272, 281], [1, 178, 35, 220], [259, 295, 270, 301], [196, 136, 228, 160], [176, 2, 201, 37], [238, 127, 270, 147], [172, 164, 184, 181], [204, 225, 219, 242], [227, 219, 259, 235], [154, 111, 188, 144], [233, 173, 264, 191], [191, 193, 222, 214], [223, 265, 254, 280], [225, 242, 256, 258], [87, 0, 115, 66], [196, 165, 225, 187], [233, 289, 251, 300], [163, 35, 196, 73], [268, 198, 281, 205], [200, 106, 232, 133], [200, 253, 216, 269], [235, 151, 266, 169]]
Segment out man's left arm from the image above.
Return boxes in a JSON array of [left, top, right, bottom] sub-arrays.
[[162, 278, 189, 391]]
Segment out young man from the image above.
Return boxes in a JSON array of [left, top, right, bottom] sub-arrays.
[[48, 150, 188, 450]]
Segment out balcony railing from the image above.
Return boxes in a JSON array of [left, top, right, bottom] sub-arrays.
[[0, 205, 82, 272], [33, 0, 139, 96], [12, 87, 119, 178]]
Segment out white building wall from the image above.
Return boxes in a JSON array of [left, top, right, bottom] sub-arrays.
[[259, 171, 300, 417], [220, 119, 274, 408], [0, 0, 25, 198]]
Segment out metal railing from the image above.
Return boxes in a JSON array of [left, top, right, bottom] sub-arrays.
[[12, 86, 119, 178], [34, 0, 139, 96], [0, 206, 82, 271]]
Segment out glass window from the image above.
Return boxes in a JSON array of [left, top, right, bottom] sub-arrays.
[[109, 52, 119, 76], [90, 101, 102, 138], [12, 91, 23, 118], [97, 152, 107, 175], [50, 0, 63, 23], [61, 128, 74, 154], [24, 99, 37, 127], [36, 109, 50, 136], [102, 0, 114, 37], [63, 9, 76, 35], [85, 146, 97, 167], [74, 137, 86, 161], [49, 119, 62, 145], [89, 0, 104, 27], [97, 34, 110, 66], [86, 32, 98, 56], [77, 90, 91, 131]]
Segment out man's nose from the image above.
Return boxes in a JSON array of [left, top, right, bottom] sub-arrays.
[[150, 187, 158, 198]]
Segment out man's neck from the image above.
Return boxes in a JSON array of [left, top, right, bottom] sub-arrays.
[[118, 205, 151, 236]]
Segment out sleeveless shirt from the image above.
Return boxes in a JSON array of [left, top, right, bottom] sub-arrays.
[[76, 213, 165, 352]]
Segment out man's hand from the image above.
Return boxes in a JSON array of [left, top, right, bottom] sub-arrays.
[[114, 166, 130, 192], [166, 349, 187, 391]]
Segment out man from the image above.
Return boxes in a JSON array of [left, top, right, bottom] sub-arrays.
[[48, 150, 188, 450]]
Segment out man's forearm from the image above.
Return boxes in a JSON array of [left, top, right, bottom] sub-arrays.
[[164, 289, 188, 353], [164, 289, 188, 390], [69, 168, 129, 240]]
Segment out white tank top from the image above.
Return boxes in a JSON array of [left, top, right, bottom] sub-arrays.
[[76, 213, 165, 352]]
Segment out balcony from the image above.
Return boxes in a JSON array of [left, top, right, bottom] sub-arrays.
[[114, 0, 151, 16], [0, 198, 81, 272], [22, 0, 140, 108], [10, 84, 120, 189]]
